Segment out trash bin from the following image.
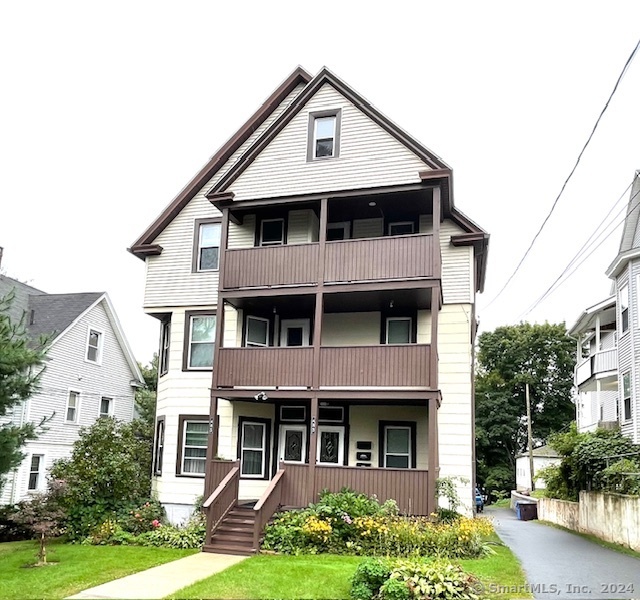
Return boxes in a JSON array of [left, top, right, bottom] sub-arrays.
[[516, 502, 538, 521]]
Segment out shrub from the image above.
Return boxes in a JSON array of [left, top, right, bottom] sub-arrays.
[[262, 509, 311, 553], [0, 504, 31, 542], [137, 513, 205, 549], [350, 557, 392, 600], [598, 459, 640, 495], [119, 499, 165, 535]]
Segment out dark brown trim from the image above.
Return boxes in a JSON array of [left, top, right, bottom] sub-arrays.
[[159, 316, 171, 377], [427, 398, 438, 515], [192, 218, 222, 273], [207, 68, 450, 197], [153, 415, 165, 476], [182, 310, 217, 371], [176, 414, 209, 477], [237, 416, 272, 480], [306, 109, 342, 162], [128, 244, 163, 257], [378, 420, 417, 469], [216, 389, 438, 401], [450, 233, 487, 246], [128, 67, 312, 256]]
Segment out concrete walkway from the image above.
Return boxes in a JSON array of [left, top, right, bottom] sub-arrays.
[[489, 506, 640, 600], [66, 552, 247, 599]]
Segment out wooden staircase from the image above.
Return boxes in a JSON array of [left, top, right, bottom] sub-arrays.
[[204, 505, 257, 556]]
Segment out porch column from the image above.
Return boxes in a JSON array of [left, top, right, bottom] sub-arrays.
[[432, 185, 441, 279], [307, 396, 319, 504], [430, 286, 439, 389], [427, 397, 439, 516], [595, 314, 601, 351]]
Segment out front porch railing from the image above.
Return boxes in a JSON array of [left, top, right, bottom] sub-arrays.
[[252, 468, 285, 550], [202, 465, 240, 545]]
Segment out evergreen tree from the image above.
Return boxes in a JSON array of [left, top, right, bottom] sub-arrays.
[[0, 291, 48, 492]]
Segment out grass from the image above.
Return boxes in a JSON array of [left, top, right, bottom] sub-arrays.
[[0, 539, 197, 600], [170, 535, 528, 600]]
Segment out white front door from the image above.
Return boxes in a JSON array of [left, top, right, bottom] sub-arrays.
[[317, 425, 345, 465], [279, 424, 307, 463], [280, 319, 310, 347]]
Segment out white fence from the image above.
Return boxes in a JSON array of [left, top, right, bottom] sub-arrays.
[[538, 492, 640, 551]]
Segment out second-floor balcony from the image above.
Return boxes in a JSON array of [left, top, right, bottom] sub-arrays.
[[216, 343, 434, 389], [222, 233, 436, 289], [575, 348, 618, 389]]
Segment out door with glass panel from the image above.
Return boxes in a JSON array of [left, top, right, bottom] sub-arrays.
[[278, 424, 307, 463], [316, 425, 345, 465]]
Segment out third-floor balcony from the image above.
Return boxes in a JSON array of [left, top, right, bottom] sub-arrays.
[[575, 348, 618, 390]]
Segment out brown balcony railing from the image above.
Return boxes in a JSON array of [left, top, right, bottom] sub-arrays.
[[320, 344, 432, 387], [223, 244, 319, 289], [325, 234, 435, 283], [217, 347, 313, 387]]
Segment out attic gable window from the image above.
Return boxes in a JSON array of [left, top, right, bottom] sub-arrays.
[[307, 110, 341, 161], [86, 328, 103, 364]]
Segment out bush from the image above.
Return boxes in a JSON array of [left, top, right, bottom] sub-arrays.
[[120, 499, 165, 535], [137, 514, 205, 549], [0, 504, 31, 542], [598, 459, 640, 495], [352, 557, 483, 600]]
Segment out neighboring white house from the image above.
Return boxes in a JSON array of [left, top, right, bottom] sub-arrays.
[[129, 66, 490, 538], [571, 172, 640, 444], [0, 272, 144, 504], [515, 445, 561, 491]]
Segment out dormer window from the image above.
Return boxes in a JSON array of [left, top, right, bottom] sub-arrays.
[[307, 110, 341, 161]]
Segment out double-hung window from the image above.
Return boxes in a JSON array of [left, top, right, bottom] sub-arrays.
[[380, 422, 415, 469], [239, 420, 268, 478], [196, 222, 221, 271], [308, 110, 341, 160], [181, 420, 208, 475], [260, 219, 285, 246], [386, 317, 412, 344], [66, 391, 80, 423], [159, 318, 170, 376], [154, 417, 165, 476], [620, 284, 629, 334], [245, 316, 269, 347], [28, 455, 43, 490], [187, 314, 216, 369], [99, 396, 113, 418], [86, 328, 102, 363], [623, 372, 632, 421]]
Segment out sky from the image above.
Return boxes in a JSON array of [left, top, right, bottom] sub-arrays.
[[1, 1, 640, 363]]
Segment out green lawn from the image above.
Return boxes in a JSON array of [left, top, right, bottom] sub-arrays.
[[170, 537, 528, 599], [0, 539, 196, 600]]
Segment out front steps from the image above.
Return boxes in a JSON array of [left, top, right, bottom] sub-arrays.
[[204, 506, 257, 556]]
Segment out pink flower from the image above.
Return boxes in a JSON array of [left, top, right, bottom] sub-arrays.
[[135, 513, 140, 518], [152, 520, 161, 528]]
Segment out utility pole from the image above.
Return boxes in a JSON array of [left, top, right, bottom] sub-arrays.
[[526, 382, 535, 492]]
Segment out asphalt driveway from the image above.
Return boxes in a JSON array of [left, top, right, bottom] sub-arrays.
[[489, 507, 640, 599]]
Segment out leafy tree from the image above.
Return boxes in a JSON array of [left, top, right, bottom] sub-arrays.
[[0, 291, 48, 492], [129, 355, 158, 479], [475, 322, 575, 494], [50, 417, 151, 539]]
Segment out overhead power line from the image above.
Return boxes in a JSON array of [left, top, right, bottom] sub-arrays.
[[520, 176, 640, 318], [485, 36, 640, 310]]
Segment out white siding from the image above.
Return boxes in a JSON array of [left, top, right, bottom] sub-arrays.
[[3, 300, 137, 504], [143, 84, 305, 308], [322, 312, 380, 346], [288, 209, 317, 244], [417, 310, 432, 344], [227, 83, 433, 201], [437, 304, 474, 515], [228, 215, 256, 249], [353, 218, 383, 239], [420, 215, 474, 305], [616, 267, 634, 440]]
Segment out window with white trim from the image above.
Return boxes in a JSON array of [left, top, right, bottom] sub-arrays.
[[181, 420, 208, 475], [99, 396, 113, 418], [187, 315, 216, 369], [197, 222, 221, 271], [260, 219, 285, 246], [388, 221, 414, 236], [154, 418, 165, 476], [86, 329, 102, 363], [245, 316, 269, 347], [383, 425, 412, 468], [620, 284, 629, 333], [623, 372, 632, 421], [28, 455, 43, 490], [386, 317, 412, 344], [66, 391, 80, 423], [159, 318, 170, 376], [240, 421, 267, 478]]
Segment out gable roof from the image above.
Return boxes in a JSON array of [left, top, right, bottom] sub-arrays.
[[206, 67, 450, 198], [128, 66, 313, 258], [27, 292, 103, 341], [606, 171, 640, 278], [568, 295, 616, 337], [0, 274, 47, 326]]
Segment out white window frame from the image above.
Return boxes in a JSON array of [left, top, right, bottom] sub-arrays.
[[316, 425, 345, 466], [197, 222, 221, 272], [85, 327, 103, 364], [99, 396, 113, 418], [279, 318, 310, 347], [159, 318, 170, 376], [245, 316, 270, 347], [154, 418, 165, 476], [620, 284, 629, 334], [383, 425, 412, 469], [187, 314, 216, 370], [278, 424, 307, 464], [623, 372, 632, 421], [327, 221, 350, 241], [386, 317, 412, 344], [181, 420, 208, 476], [66, 390, 80, 424], [28, 454, 44, 491], [388, 221, 415, 236], [259, 218, 285, 247], [240, 421, 267, 478]]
